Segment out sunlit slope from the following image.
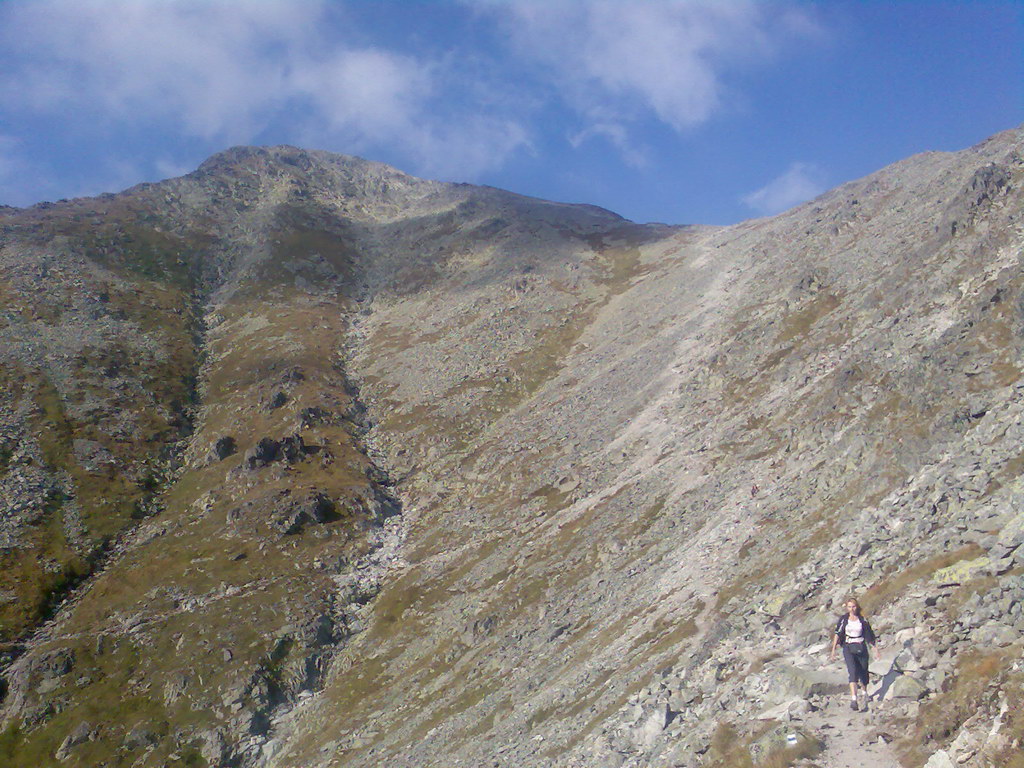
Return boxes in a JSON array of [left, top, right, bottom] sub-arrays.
[[1, 128, 1022, 768], [273, 129, 1024, 767]]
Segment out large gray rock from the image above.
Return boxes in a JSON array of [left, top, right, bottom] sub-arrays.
[[632, 702, 671, 749], [886, 674, 928, 700], [997, 509, 1024, 551], [55, 721, 93, 761], [774, 665, 846, 699], [974, 620, 1020, 647]]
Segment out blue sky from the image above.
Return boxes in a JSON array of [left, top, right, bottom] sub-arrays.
[[0, 0, 1020, 224]]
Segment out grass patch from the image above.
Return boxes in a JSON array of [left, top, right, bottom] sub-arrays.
[[0, 724, 23, 764], [0, 492, 90, 642], [0, 442, 13, 472], [628, 600, 703, 657], [775, 293, 841, 344]]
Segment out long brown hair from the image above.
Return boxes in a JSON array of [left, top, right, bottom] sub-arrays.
[[844, 597, 864, 618]]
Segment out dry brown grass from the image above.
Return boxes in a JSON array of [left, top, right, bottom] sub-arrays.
[[898, 648, 1013, 766], [994, 665, 1024, 768], [705, 721, 823, 768], [746, 650, 783, 676]]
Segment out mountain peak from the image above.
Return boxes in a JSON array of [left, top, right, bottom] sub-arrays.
[[194, 144, 402, 180]]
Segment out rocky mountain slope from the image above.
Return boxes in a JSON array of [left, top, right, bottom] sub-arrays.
[[0, 128, 1022, 768]]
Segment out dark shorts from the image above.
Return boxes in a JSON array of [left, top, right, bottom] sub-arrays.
[[843, 642, 869, 685]]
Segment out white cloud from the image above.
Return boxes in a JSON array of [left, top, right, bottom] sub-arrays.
[[486, 0, 819, 160], [569, 123, 649, 169], [741, 162, 825, 216], [0, 0, 529, 181], [0, 0, 312, 140], [154, 158, 200, 181]]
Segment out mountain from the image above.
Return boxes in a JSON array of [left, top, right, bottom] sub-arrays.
[[0, 129, 1022, 768]]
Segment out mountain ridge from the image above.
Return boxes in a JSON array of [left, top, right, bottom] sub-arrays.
[[0, 127, 1022, 768]]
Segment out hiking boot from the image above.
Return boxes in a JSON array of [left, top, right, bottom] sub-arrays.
[[850, 700, 859, 711]]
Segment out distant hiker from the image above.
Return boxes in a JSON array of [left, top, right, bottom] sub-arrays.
[[829, 598, 876, 711], [750, 483, 759, 498]]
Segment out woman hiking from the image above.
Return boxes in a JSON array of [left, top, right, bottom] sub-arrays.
[[829, 598, 876, 711]]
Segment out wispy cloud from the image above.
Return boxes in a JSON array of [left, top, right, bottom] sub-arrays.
[[486, 0, 820, 160], [569, 123, 649, 169], [741, 162, 825, 216], [0, 0, 529, 182]]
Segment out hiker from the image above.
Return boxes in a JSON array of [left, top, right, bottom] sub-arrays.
[[828, 598, 876, 711]]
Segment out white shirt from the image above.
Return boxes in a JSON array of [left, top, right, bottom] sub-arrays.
[[846, 617, 864, 643]]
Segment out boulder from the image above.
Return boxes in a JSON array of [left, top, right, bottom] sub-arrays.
[[774, 665, 846, 699], [271, 491, 336, 535], [210, 436, 237, 462], [755, 698, 811, 722], [933, 556, 991, 585], [869, 644, 903, 677], [632, 702, 670, 749], [886, 674, 928, 700], [200, 728, 230, 766], [762, 589, 803, 618], [279, 434, 307, 462], [123, 726, 158, 750], [55, 721, 93, 761], [245, 438, 280, 469], [997, 510, 1024, 551], [974, 620, 1020, 647]]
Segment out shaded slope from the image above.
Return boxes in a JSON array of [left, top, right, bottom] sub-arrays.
[[0, 146, 635, 767]]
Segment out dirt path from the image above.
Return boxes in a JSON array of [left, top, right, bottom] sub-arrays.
[[804, 693, 901, 768]]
